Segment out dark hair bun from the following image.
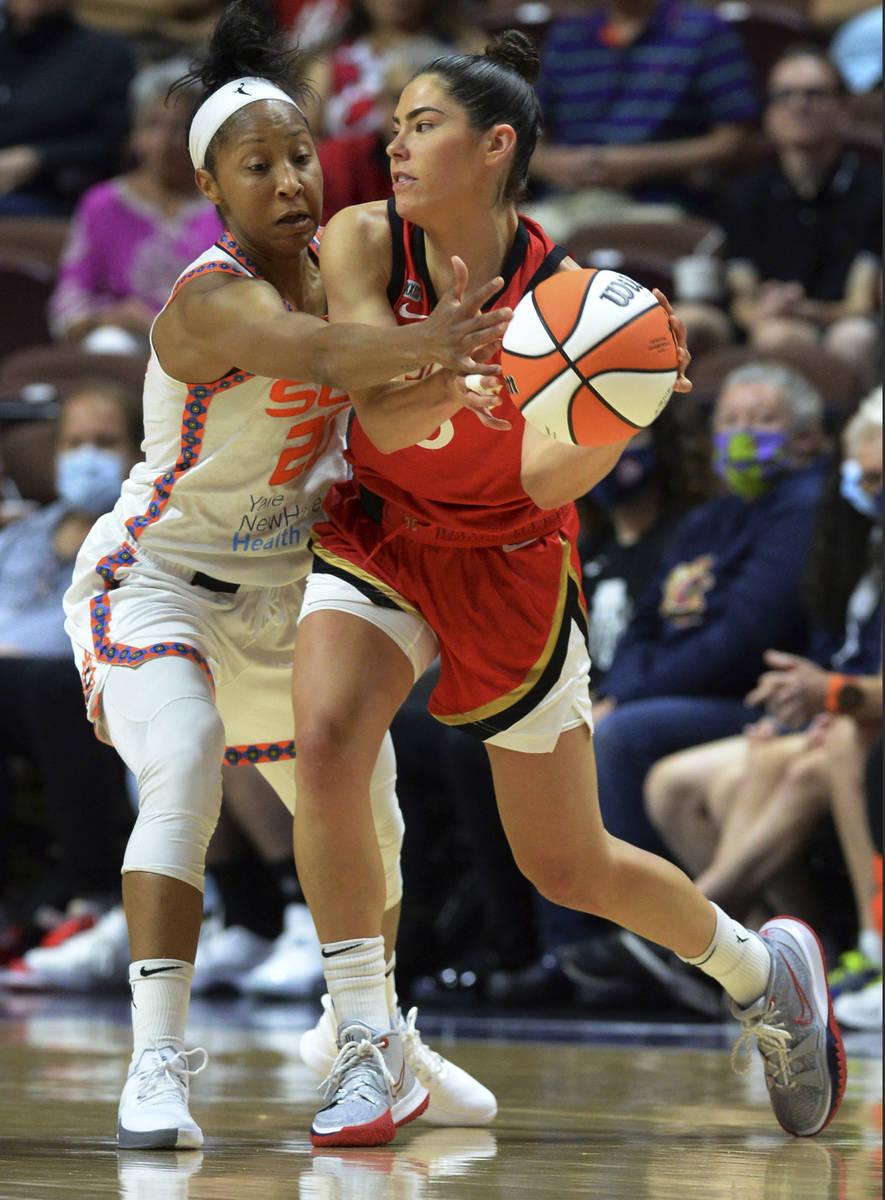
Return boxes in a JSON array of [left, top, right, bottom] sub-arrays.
[[484, 29, 541, 86]]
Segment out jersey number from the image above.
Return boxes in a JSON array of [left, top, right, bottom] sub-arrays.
[[266, 380, 348, 486]]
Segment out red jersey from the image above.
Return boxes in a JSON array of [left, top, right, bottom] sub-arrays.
[[345, 200, 570, 541]]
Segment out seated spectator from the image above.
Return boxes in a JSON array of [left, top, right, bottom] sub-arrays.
[[0, 440, 38, 529], [644, 391, 882, 1003], [0, 0, 134, 216], [303, 0, 484, 138], [48, 59, 222, 357], [523, 0, 759, 242], [719, 44, 882, 390], [586, 362, 829, 850], [0, 378, 141, 957]]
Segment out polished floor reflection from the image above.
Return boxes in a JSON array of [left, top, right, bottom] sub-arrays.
[[0, 993, 880, 1199]]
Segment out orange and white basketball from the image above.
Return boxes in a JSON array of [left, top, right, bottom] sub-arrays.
[[500, 268, 679, 446]]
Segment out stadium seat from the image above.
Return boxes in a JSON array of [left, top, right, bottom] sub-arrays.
[[566, 217, 725, 265], [0, 255, 55, 364]]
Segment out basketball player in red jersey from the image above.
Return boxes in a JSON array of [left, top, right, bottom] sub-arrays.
[[293, 31, 845, 1148]]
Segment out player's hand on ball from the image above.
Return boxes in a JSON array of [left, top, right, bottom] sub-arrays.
[[652, 288, 692, 393]]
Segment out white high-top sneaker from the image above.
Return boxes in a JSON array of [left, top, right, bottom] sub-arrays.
[[117, 1044, 208, 1150]]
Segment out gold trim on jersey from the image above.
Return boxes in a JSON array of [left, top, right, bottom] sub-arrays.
[[310, 537, 424, 619]]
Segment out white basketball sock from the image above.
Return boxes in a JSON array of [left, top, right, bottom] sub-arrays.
[[679, 904, 772, 1007], [322, 935, 389, 1030], [129, 959, 193, 1063]]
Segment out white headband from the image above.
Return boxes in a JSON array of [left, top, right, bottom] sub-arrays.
[[188, 76, 303, 169]]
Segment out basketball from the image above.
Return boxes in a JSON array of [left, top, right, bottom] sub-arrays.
[[499, 267, 679, 447]]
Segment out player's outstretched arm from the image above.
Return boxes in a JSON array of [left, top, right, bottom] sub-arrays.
[[153, 219, 507, 393]]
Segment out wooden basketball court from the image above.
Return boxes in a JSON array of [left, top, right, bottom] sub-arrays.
[[0, 993, 880, 1198]]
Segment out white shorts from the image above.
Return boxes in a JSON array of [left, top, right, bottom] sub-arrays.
[[65, 548, 305, 810], [299, 572, 594, 754]]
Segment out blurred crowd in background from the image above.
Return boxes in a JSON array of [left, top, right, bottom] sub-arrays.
[[0, 0, 881, 1034]]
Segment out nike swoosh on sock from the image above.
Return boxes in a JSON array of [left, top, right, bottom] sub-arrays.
[[321, 943, 364, 958]]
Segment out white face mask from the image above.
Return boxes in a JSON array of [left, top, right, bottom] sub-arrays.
[[840, 458, 881, 522], [54, 444, 125, 515]]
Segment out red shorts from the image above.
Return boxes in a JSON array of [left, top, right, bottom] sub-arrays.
[[309, 482, 587, 737]]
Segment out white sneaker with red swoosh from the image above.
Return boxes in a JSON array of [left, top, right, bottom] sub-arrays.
[[729, 917, 847, 1137], [310, 1021, 428, 1147]]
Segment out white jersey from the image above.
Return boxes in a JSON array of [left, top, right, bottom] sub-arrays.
[[71, 231, 350, 591]]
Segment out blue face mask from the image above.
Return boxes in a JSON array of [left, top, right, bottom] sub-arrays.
[[840, 458, 882, 522], [590, 445, 659, 509], [55, 444, 125, 515]]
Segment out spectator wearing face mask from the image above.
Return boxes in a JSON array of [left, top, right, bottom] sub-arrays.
[[0, 379, 141, 946], [582, 363, 829, 857], [639, 390, 882, 1013]]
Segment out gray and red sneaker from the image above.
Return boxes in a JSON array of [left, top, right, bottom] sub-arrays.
[[730, 917, 846, 1137], [310, 1020, 428, 1147]]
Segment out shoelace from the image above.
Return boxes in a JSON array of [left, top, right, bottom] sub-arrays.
[[400, 1007, 445, 1083], [730, 1003, 794, 1090], [320, 1037, 395, 1101], [135, 1045, 209, 1105]]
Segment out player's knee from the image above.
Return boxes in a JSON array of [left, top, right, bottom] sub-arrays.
[[125, 697, 225, 890], [519, 851, 607, 915], [140, 694, 226, 787], [292, 703, 353, 788]]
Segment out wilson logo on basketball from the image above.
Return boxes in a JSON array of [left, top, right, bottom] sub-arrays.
[[600, 275, 646, 307]]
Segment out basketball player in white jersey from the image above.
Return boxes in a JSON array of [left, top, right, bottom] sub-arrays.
[[63, 1, 505, 1150]]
